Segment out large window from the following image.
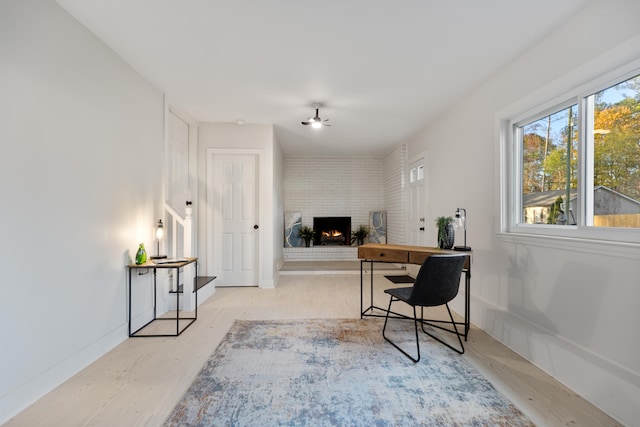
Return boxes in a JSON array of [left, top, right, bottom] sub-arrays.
[[519, 103, 579, 225], [505, 69, 640, 241], [588, 77, 640, 227]]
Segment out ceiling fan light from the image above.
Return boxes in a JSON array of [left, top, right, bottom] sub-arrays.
[[311, 121, 322, 129]]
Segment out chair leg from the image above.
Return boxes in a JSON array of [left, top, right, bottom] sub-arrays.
[[383, 296, 420, 363], [420, 304, 464, 355]]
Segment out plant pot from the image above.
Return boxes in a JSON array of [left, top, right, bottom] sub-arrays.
[[438, 223, 455, 249]]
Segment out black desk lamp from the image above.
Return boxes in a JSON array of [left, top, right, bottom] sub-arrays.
[[454, 208, 471, 251]]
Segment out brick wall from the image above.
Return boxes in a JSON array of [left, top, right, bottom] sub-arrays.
[[284, 156, 385, 230], [283, 146, 407, 260], [383, 144, 407, 244]]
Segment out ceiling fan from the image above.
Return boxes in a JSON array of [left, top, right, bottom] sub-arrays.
[[301, 103, 330, 129]]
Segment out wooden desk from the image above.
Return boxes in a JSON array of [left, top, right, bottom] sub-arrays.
[[357, 243, 472, 340]]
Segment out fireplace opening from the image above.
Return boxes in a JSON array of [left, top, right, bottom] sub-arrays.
[[313, 217, 351, 246]]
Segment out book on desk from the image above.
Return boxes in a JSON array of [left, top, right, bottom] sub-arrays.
[[152, 258, 188, 265]]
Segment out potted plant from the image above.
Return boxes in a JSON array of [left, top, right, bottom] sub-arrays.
[[435, 216, 455, 249], [351, 224, 370, 246], [298, 226, 316, 247]]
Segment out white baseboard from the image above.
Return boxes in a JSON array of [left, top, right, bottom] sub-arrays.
[[0, 325, 126, 425], [469, 295, 640, 426]]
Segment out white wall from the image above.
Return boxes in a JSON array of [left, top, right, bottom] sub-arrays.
[[0, 0, 165, 423], [197, 123, 279, 288], [405, 1, 640, 424]]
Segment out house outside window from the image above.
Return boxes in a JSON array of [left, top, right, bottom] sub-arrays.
[[501, 65, 640, 244]]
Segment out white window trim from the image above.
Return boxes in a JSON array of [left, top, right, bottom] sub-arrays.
[[496, 38, 640, 251]]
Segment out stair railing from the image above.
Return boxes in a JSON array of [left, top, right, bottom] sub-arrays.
[[163, 201, 195, 311]]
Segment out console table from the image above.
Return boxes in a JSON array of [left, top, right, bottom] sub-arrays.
[[127, 257, 215, 337], [357, 243, 472, 339]]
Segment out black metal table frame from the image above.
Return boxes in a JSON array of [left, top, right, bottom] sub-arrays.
[[360, 259, 471, 341], [128, 258, 198, 337]]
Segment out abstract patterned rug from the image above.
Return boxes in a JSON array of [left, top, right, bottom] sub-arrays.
[[163, 319, 534, 426]]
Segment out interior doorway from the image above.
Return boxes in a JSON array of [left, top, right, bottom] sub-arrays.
[[207, 151, 260, 286], [408, 156, 427, 246]]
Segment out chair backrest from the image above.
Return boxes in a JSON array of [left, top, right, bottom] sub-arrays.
[[408, 254, 467, 307]]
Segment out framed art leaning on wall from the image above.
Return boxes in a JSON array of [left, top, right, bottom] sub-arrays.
[[369, 211, 387, 243]]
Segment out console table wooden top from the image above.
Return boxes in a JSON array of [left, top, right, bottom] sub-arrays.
[[357, 243, 470, 269]]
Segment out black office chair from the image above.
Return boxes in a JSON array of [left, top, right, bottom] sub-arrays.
[[382, 253, 467, 362]]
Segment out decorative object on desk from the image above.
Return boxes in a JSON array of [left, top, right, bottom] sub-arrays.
[[298, 225, 315, 247], [284, 211, 303, 247], [369, 211, 387, 243], [163, 319, 534, 427], [435, 216, 455, 249], [134, 243, 147, 265], [454, 208, 471, 251], [150, 219, 167, 259], [351, 224, 370, 246]]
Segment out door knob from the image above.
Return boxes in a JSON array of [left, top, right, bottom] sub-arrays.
[[253, 224, 259, 229]]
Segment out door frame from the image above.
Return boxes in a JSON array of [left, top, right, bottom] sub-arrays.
[[164, 100, 199, 250], [407, 152, 429, 246], [205, 148, 264, 286]]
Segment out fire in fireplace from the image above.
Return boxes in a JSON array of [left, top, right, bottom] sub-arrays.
[[313, 217, 351, 246]]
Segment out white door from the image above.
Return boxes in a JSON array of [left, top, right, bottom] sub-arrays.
[[209, 153, 259, 286], [167, 111, 189, 207], [408, 158, 427, 246]]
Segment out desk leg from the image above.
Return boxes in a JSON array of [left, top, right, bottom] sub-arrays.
[[152, 269, 157, 319], [128, 268, 132, 336], [370, 260, 374, 311], [360, 261, 363, 319], [465, 269, 470, 340], [195, 262, 198, 319], [359, 260, 375, 317], [176, 267, 180, 336]]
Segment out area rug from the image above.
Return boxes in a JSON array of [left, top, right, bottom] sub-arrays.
[[163, 319, 534, 426]]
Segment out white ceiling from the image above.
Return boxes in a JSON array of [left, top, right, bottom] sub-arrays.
[[56, 0, 590, 156]]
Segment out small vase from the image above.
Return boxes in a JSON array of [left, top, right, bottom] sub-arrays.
[[135, 243, 147, 265]]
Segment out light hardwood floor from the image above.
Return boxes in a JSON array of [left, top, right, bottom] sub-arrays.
[[4, 272, 622, 426]]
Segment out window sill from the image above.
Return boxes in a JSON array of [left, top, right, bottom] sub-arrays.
[[496, 231, 640, 260]]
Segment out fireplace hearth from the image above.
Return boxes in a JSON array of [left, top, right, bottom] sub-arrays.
[[313, 217, 351, 246]]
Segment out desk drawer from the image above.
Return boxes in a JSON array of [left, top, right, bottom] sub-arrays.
[[409, 251, 470, 269], [358, 247, 408, 263], [408, 252, 430, 265]]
